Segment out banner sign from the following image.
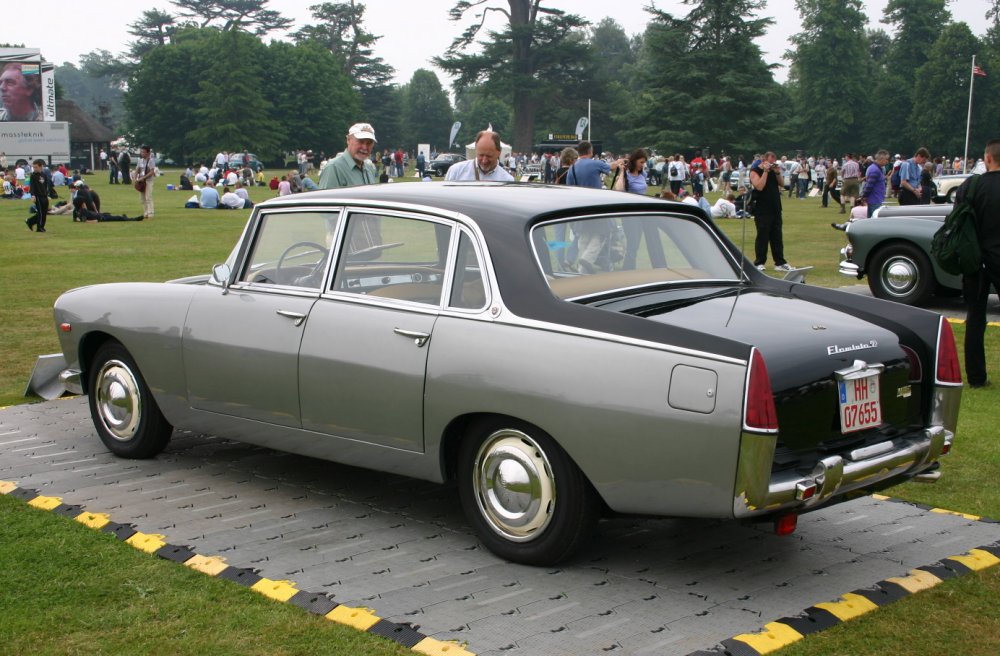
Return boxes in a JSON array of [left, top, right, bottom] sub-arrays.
[[0, 121, 70, 158], [0, 48, 54, 123], [449, 121, 461, 148]]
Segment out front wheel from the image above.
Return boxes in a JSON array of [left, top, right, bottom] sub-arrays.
[[457, 419, 599, 565], [88, 342, 173, 458], [867, 243, 934, 306], [946, 188, 958, 204]]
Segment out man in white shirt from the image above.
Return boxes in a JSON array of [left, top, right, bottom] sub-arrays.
[[711, 194, 737, 218], [220, 186, 245, 209], [446, 131, 515, 182]]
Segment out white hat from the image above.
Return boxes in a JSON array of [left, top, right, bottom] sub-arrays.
[[347, 122, 377, 141], [73, 180, 84, 187]]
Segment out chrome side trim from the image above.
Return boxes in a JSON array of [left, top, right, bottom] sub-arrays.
[[733, 426, 950, 518], [493, 313, 749, 367]]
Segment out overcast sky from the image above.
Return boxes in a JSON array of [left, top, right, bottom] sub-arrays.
[[6, 0, 991, 85]]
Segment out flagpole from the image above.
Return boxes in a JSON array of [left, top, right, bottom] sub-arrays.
[[963, 55, 976, 174]]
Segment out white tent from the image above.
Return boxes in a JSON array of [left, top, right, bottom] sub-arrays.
[[465, 139, 513, 161]]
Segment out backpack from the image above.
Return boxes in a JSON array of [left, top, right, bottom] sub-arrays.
[[890, 165, 901, 189], [670, 163, 678, 177], [931, 175, 981, 276]]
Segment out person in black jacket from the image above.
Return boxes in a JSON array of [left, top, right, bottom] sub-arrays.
[[26, 159, 48, 232], [959, 138, 1000, 388], [749, 152, 794, 272], [118, 149, 131, 184]]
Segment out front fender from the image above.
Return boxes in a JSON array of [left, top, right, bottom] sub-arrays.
[[849, 217, 961, 290], [53, 282, 200, 421]]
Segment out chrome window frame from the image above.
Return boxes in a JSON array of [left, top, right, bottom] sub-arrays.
[[225, 206, 346, 299], [530, 210, 746, 301]]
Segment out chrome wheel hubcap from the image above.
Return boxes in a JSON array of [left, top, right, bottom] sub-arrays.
[[473, 429, 555, 542], [882, 256, 918, 297], [95, 359, 142, 441]]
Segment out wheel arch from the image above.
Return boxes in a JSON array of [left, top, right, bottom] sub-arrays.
[[438, 412, 602, 501], [76, 331, 120, 395]]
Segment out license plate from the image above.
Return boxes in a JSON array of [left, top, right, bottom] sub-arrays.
[[838, 371, 881, 433]]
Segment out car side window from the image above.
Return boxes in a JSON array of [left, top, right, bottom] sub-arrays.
[[240, 211, 338, 289], [449, 230, 487, 310], [332, 212, 452, 306]]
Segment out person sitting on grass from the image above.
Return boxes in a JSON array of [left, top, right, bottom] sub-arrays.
[[200, 183, 220, 209], [220, 186, 245, 210]]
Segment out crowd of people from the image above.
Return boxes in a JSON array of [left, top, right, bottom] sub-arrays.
[[6, 118, 1000, 386]]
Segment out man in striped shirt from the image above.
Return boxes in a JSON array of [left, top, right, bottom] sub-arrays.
[[839, 153, 862, 214]]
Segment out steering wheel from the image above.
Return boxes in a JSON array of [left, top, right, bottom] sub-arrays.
[[275, 241, 329, 285]]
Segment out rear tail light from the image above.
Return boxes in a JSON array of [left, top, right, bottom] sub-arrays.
[[935, 318, 962, 384], [744, 348, 778, 432]]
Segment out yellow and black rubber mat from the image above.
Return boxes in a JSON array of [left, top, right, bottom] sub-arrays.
[[2, 398, 1000, 655]]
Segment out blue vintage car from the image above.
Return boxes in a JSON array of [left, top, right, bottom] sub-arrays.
[[54, 183, 960, 564]]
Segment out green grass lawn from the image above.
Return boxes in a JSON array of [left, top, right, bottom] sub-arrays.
[[0, 173, 997, 654]]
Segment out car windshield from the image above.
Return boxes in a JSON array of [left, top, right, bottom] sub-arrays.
[[532, 213, 741, 300]]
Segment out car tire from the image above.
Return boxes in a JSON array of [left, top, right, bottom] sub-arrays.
[[457, 418, 600, 565], [868, 243, 934, 306], [946, 188, 957, 204], [88, 342, 173, 459]]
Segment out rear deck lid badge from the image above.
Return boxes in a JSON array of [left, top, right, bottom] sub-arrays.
[[827, 340, 877, 356]]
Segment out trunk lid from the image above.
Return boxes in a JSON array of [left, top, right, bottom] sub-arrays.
[[596, 287, 924, 456]]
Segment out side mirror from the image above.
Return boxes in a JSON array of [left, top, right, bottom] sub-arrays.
[[212, 263, 232, 295]]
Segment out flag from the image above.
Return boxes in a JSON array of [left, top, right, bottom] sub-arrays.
[[973, 65, 987, 77]]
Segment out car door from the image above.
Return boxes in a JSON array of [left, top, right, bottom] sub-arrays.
[[298, 210, 455, 452], [183, 209, 340, 427]]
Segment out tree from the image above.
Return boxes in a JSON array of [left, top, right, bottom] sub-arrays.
[[127, 9, 182, 59], [188, 30, 281, 158], [265, 40, 361, 156], [400, 70, 454, 151], [883, 0, 952, 73], [454, 85, 512, 148], [170, 0, 292, 36], [292, 2, 394, 86], [435, 1, 592, 152], [292, 2, 398, 148], [622, 1, 788, 156], [785, 0, 868, 155], [913, 24, 990, 156], [568, 18, 637, 153], [125, 28, 209, 159], [55, 51, 128, 132], [125, 26, 363, 163]]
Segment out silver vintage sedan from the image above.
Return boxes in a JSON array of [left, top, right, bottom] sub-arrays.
[[54, 183, 961, 565]]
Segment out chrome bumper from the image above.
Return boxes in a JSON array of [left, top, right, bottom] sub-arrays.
[[839, 260, 861, 278], [59, 368, 83, 395], [734, 425, 952, 519]]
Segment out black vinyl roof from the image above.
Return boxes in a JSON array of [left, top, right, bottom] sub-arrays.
[[261, 181, 677, 224], [258, 182, 754, 360]]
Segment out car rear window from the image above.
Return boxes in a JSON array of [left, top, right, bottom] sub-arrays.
[[532, 213, 740, 300]]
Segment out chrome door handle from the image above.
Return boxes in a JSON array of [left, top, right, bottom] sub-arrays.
[[393, 328, 431, 347], [276, 310, 307, 327]]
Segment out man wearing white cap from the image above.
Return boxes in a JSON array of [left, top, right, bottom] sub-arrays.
[[319, 122, 379, 189]]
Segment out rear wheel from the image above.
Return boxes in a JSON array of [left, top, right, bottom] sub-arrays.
[[457, 419, 599, 565], [868, 243, 934, 306], [946, 188, 958, 204], [88, 342, 172, 458]]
